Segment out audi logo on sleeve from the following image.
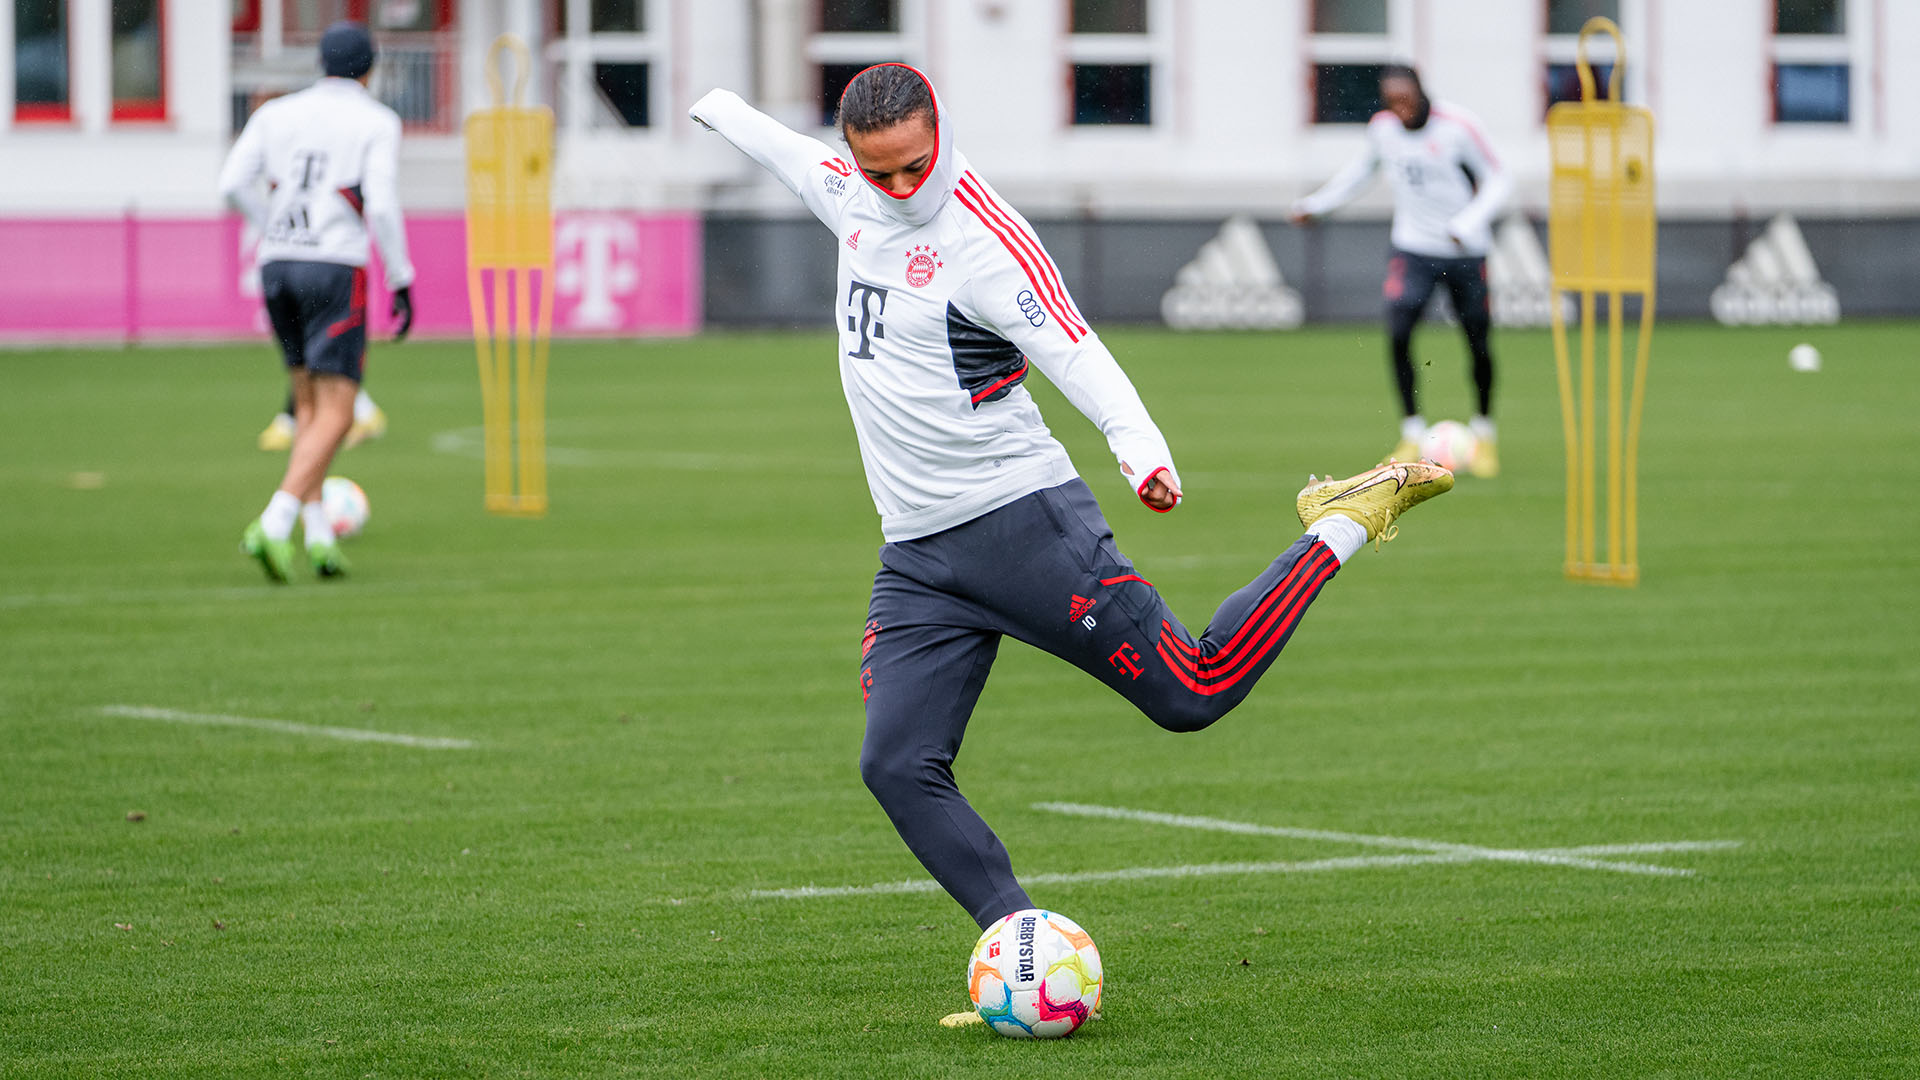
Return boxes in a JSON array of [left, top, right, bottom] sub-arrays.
[[1016, 290, 1046, 327]]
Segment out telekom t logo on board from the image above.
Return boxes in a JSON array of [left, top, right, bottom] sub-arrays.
[[555, 216, 641, 330]]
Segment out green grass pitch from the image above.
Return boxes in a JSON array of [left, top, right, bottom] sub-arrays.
[[2, 321, 1916, 1077]]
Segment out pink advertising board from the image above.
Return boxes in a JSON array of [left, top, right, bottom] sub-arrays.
[[0, 212, 701, 342]]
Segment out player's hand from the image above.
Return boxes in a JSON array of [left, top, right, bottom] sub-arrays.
[[1141, 473, 1182, 512], [1288, 209, 1314, 226], [390, 285, 414, 341]]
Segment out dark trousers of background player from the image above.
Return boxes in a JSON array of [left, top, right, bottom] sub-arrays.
[[1384, 248, 1494, 419]]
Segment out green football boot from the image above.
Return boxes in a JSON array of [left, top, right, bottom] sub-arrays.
[[1296, 459, 1454, 548], [240, 518, 295, 583], [308, 540, 351, 579]]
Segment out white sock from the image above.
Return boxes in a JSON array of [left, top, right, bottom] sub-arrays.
[[302, 501, 333, 548], [353, 390, 378, 423], [1306, 514, 1366, 564], [1400, 415, 1428, 443], [260, 490, 301, 541], [1470, 415, 1497, 442]]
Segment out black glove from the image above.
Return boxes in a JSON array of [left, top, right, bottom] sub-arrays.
[[390, 285, 414, 341]]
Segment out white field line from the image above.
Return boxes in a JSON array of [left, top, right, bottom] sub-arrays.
[[1033, 802, 1739, 877], [1541, 841, 1746, 856], [750, 853, 1485, 900], [98, 705, 476, 750], [750, 805, 1743, 901]]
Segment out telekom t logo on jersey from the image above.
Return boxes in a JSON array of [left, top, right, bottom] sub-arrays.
[[555, 216, 641, 330], [846, 280, 889, 359]]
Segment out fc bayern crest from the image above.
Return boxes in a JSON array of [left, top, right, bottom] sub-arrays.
[[905, 245, 942, 288]]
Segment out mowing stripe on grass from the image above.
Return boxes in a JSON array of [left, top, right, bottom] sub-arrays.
[[430, 426, 857, 474], [97, 705, 476, 749]]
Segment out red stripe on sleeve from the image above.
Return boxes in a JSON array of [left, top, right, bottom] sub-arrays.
[[955, 185, 1083, 343], [965, 177, 1089, 335], [969, 176, 1089, 332], [959, 174, 1089, 337]]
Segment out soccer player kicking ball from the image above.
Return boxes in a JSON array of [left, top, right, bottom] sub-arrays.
[[1290, 64, 1510, 476], [690, 64, 1450, 931], [219, 22, 415, 581]]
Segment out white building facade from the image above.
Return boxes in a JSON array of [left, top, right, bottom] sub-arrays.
[[0, 0, 1914, 216], [0, 1, 1912, 334]]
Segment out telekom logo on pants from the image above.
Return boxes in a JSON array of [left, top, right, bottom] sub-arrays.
[[555, 216, 642, 331]]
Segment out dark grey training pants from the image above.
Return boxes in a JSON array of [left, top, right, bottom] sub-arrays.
[[858, 479, 1340, 928]]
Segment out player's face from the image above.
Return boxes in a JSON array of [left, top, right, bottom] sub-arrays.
[[1381, 77, 1421, 126], [846, 115, 937, 196]]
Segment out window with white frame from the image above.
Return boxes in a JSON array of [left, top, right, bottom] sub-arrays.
[[547, 0, 667, 131], [1543, 0, 1620, 113], [809, 0, 913, 128], [110, 0, 166, 122], [14, 0, 72, 123], [1307, 0, 1409, 125], [12, 0, 174, 126], [1771, 0, 1850, 124], [1067, 0, 1167, 127], [230, 1, 459, 133]]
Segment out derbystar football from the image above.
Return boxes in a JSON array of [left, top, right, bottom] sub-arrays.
[[321, 476, 370, 539], [1419, 420, 1479, 473], [967, 909, 1103, 1038]]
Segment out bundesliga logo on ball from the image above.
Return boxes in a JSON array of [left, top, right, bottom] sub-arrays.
[[966, 909, 1103, 1038]]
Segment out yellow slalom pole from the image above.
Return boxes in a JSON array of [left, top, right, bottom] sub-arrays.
[[512, 266, 537, 513], [467, 266, 502, 508], [528, 265, 554, 511], [1579, 288, 1597, 572], [1547, 16, 1656, 585], [1606, 289, 1626, 579], [1549, 290, 1580, 574], [1624, 291, 1655, 577], [464, 34, 554, 518]]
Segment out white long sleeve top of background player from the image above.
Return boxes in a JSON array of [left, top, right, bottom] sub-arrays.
[[689, 80, 1180, 541], [1293, 100, 1511, 258], [218, 77, 415, 291]]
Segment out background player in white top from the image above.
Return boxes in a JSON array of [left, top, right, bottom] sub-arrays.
[[689, 64, 1453, 952], [1291, 64, 1511, 476], [219, 22, 415, 581]]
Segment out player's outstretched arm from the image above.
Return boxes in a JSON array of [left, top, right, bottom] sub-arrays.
[[1290, 126, 1382, 223], [955, 195, 1182, 512], [688, 89, 849, 228]]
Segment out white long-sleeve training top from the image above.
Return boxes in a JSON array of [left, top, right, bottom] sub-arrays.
[[218, 77, 415, 291], [1293, 101, 1511, 259], [690, 74, 1179, 542]]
